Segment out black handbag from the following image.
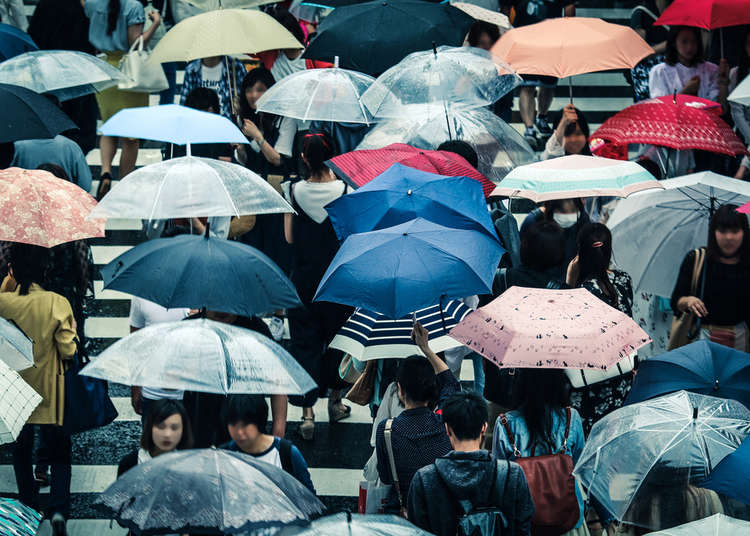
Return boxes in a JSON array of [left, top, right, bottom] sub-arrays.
[[63, 352, 118, 435]]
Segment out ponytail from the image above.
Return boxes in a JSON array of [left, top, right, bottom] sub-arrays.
[[107, 0, 121, 36], [302, 132, 335, 176]]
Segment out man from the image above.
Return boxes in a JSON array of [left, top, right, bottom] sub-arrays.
[[407, 391, 534, 536], [12, 135, 92, 192], [180, 55, 245, 120]]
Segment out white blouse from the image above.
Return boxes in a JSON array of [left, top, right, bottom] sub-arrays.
[[649, 61, 720, 101]]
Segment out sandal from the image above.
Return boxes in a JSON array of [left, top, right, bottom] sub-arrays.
[[328, 402, 351, 422], [298, 415, 315, 441], [96, 172, 112, 201]]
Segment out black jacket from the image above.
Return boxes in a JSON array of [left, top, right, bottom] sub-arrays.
[[407, 450, 534, 536]]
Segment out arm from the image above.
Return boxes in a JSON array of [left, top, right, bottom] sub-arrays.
[[284, 213, 294, 244], [289, 445, 316, 494], [270, 394, 287, 438], [649, 64, 671, 98], [53, 298, 77, 359], [375, 422, 392, 485], [670, 251, 708, 317]]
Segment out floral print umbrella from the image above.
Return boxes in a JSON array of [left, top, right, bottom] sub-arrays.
[[450, 286, 651, 369], [0, 167, 105, 248]]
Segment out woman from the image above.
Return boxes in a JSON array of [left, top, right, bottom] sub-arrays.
[[284, 132, 351, 440], [671, 204, 750, 351], [492, 369, 587, 536], [83, 0, 162, 200], [628, 0, 670, 102], [542, 104, 592, 160], [521, 198, 590, 266], [567, 223, 635, 434], [0, 244, 77, 535], [729, 29, 750, 180]]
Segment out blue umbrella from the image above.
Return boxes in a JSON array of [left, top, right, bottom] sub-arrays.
[[314, 217, 504, 318], [325, 163, 498, 241], [626, 340, 750, 408], [702, 438, 750, 506], [100, 104, 248, 146], [0, 24, 37, 62], [101, 228, 301, 317]]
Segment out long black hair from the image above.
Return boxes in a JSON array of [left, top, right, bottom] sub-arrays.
[[665, 26, 704, 66], [513, 369, 572, 453], [107, 0, 120, 36], [576, 223, 618, 307], [9, 243, 49, 295], [707, 204, 750, 264], [302, 132, 335, 176], [239, 68, 277, 139], [141, 399, 194, 454]]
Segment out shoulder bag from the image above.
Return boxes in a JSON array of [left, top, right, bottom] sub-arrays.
[[63, 352, 118, 435], [118, 35, 169, 93], [668, 248, 706, 350], [384, 418, 407, 518]]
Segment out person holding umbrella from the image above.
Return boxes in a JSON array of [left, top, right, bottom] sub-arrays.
[[179, 54, 246, 121]]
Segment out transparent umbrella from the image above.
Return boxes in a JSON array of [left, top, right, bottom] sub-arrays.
[[81, 318, 317, 395], [277, 512, 434, 535], [0, 317, 33, 371], [0, 360, 42, 445], [644, 514, 750, 535], [573, 391, 750, 531], [356, 105, 536, 182], [0, 50, 126, 101]]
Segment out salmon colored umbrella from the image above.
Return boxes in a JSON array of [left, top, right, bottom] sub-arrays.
[[0, 168, 105, 247], [654, 0, 750, 30]]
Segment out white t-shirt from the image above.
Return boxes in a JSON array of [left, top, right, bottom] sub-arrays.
[[649, 61, 720, 101], [129, 297, 190, 401], [275, 117, 310, 158], [252, 442, 282, 469], [271, 52, 306, 82], [200, 62, 224, 111]]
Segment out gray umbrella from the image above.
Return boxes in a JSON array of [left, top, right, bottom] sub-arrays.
[[277, 512, 435, 535]]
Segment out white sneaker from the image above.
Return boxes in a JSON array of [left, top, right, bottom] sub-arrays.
[[268, 316, 285, 341]]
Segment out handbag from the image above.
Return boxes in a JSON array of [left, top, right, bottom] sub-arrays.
[[384, 418, 408, 518], [500, 408, 579, 536], [345, 360, 376, 406], [565, 353, 637, 389], [360, 478, 392, 514], [339, 354, 362, 383], [668, 248, 706, 350], [117, 35, 169, 93], [63, 352, 118, 435]]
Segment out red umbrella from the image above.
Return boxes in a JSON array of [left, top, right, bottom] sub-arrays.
[[652, 94, 722, 115], [326, 143, 495, 197], [654, 0, 750, 30]]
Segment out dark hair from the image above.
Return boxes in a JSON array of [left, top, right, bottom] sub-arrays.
[[555, 107, 591, 155], [520, 220, 565, 271], [707, 204, 750, 264], [396, 356, 438, 405], [239, 67, 277, 136], [541, 198, 587, 226], [576, 223, 618, 306], [739, 28, 750, 85], [9, 243, 49, 295], [273, 9, 305, 45], [467, 21, 500, 48], [223, 394, 268, 430], [635, 157, 663, 180], [140, 399, 194, 453], [302, 132, 335, 176], [36, 163, 69, 181], [184, 87, 220, 113], [437, 140, 479, 169], [0, 142, 14, 168], [665, 26, 704, 66], [442, 391, 488, 441], [513, 369, 571, 452], [107, 0, 121, 36]]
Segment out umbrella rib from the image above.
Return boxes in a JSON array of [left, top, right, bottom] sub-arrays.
[[342, 72, 370, 124]]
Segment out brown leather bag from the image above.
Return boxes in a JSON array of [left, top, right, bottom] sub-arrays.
[[500, 408, 579, 536], [668, 248, 706, 350]]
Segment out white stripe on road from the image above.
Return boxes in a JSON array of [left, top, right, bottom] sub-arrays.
[[35, 520, 127, 536], [91, 246, 132, 266], [85, 149, 163, 167]]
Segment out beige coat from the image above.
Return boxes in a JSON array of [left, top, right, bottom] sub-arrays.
[[0, 283, 77, 426]]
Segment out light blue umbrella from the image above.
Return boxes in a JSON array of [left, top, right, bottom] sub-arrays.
[[99, 104, 248, 146], [0, 317, 33, 371]]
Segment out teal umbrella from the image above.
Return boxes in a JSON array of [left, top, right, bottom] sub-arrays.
[[0, 499, 41, 536]]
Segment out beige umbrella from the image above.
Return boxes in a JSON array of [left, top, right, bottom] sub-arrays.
[[450, 2, 511, 32]]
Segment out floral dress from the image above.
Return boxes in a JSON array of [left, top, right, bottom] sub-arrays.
[[571, 270, 636, 434]]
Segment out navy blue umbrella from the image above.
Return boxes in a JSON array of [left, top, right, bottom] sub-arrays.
[[702, 438, 750, 506], [0, 23, 37, 62], [325, 163, 498, 242], [101, 229, 301, 317], [314, 217, 504, 318], [626, 340, 750, 408]]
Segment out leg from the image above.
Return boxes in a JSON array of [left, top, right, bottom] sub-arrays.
[[537, 85, 555, 117], [287, 305, 325, 439], [518, 86, 536, 129], [42, 425, 72, 518], [12, 424, 38, 510], [118, 138, 140, 179], [35, 430, 50, 487], [270, 394, 288, 437], [99, 135, 118, 176]]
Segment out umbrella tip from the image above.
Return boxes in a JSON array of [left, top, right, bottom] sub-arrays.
[[432, 41, 438, 57], [714, 379, 719, 391], [346, 511, 352, 523], [693, 407, 698, 419]]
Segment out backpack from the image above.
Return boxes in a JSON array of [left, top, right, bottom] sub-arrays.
[[454, 460, 510, 536], [500, 408, 579, 536]]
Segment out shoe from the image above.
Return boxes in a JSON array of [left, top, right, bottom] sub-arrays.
[[34, 467, 50, 488], [298, 414, 315, 441], [268, 316, 285, 342], [51, 513, 67, 536], [328, 401, 351, 422], [523, 126, 538, 148], [535, 115, 553, 136], [96, 172, 112, 201]]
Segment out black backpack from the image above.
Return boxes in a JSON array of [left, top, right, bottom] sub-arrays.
[[455, 460, 510, 536]]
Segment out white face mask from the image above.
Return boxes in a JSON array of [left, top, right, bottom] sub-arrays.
[[553, 212, 579, 229]]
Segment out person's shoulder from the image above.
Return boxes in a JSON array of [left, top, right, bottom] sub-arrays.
[[185, 60, 202, 73]]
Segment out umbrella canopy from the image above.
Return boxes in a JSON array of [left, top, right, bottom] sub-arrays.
[[653, 94, 723, 114], [729, 73, 750, 106], [490, 154, 662, 202], [0, 50, 126, 101], [88, 156, 293, 220], [255, 63, 376, 123], [356, 105, 536, 182], [325, 163, 498, 241], [101, 231, 301, 317], [302, 0, 475, 76], [654, 0, 750, 30], [0, 318, 33, 371], [277, 512, 434, 535], [450, 286, 651, 370], [330, 300, 473, 360], [327, 143, 494, 196], [645, 514, 750, 535], [99, 104, 248, 145], [626, 341, 750, 408], [0, 83, 76, 144], [490, 17, 653, 79], [96, 448, 325, 535], [149, 9, 302, 63], [0, 23, 37, 62], [314, 218, 504, 319], [361, 46, 520, 119], [0, 498, 41, 536], [0, 360, 42, 445], [0, 168, 105, 247], [573, 391, 750, 530], [81, 318, 317, 395], [450, 2, 511, 31], [592, 99, 747, 157], [608, 172, 750, 296], [702, 441, 750, 507]]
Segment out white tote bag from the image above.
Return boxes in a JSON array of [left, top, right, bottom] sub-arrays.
[[118, 35, 169, 93], [565, 353, 637, 389]]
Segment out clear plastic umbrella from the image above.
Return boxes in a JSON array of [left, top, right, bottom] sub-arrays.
[[88, 156, 293, 220], [0, 317, 33, 371], [0, 360, 42, 445], [256, 58, 376, 123], [573, 391, 750, 531], [277, 512, 435, 535], [356, 105, 536, 182], [361, 45, 520, 120], [645, 514, 750, 535], [0, 50, 126, 101], [81, 318, 317, 395]]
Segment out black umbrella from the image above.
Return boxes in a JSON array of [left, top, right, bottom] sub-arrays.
[[302, 0, 475, 76], [0, 83, 76, 143]]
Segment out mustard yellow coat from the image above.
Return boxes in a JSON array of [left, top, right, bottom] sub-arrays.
[[0, 283, 77, 426]]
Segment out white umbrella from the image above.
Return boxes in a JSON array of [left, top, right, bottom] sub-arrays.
[[88, 156, 293, 220], [608, 172, 750, 296], [645, 514, 750, 535], [450, 2, 511, 31], [0, 360, 42, 445], [81, 318, 317, 395], [0, 317, 33, 371], [728, 74, 750, 107], [0, 50, 126, 101]]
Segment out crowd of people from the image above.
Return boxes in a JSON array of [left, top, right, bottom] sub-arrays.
[[1, 1, 750, 536]]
